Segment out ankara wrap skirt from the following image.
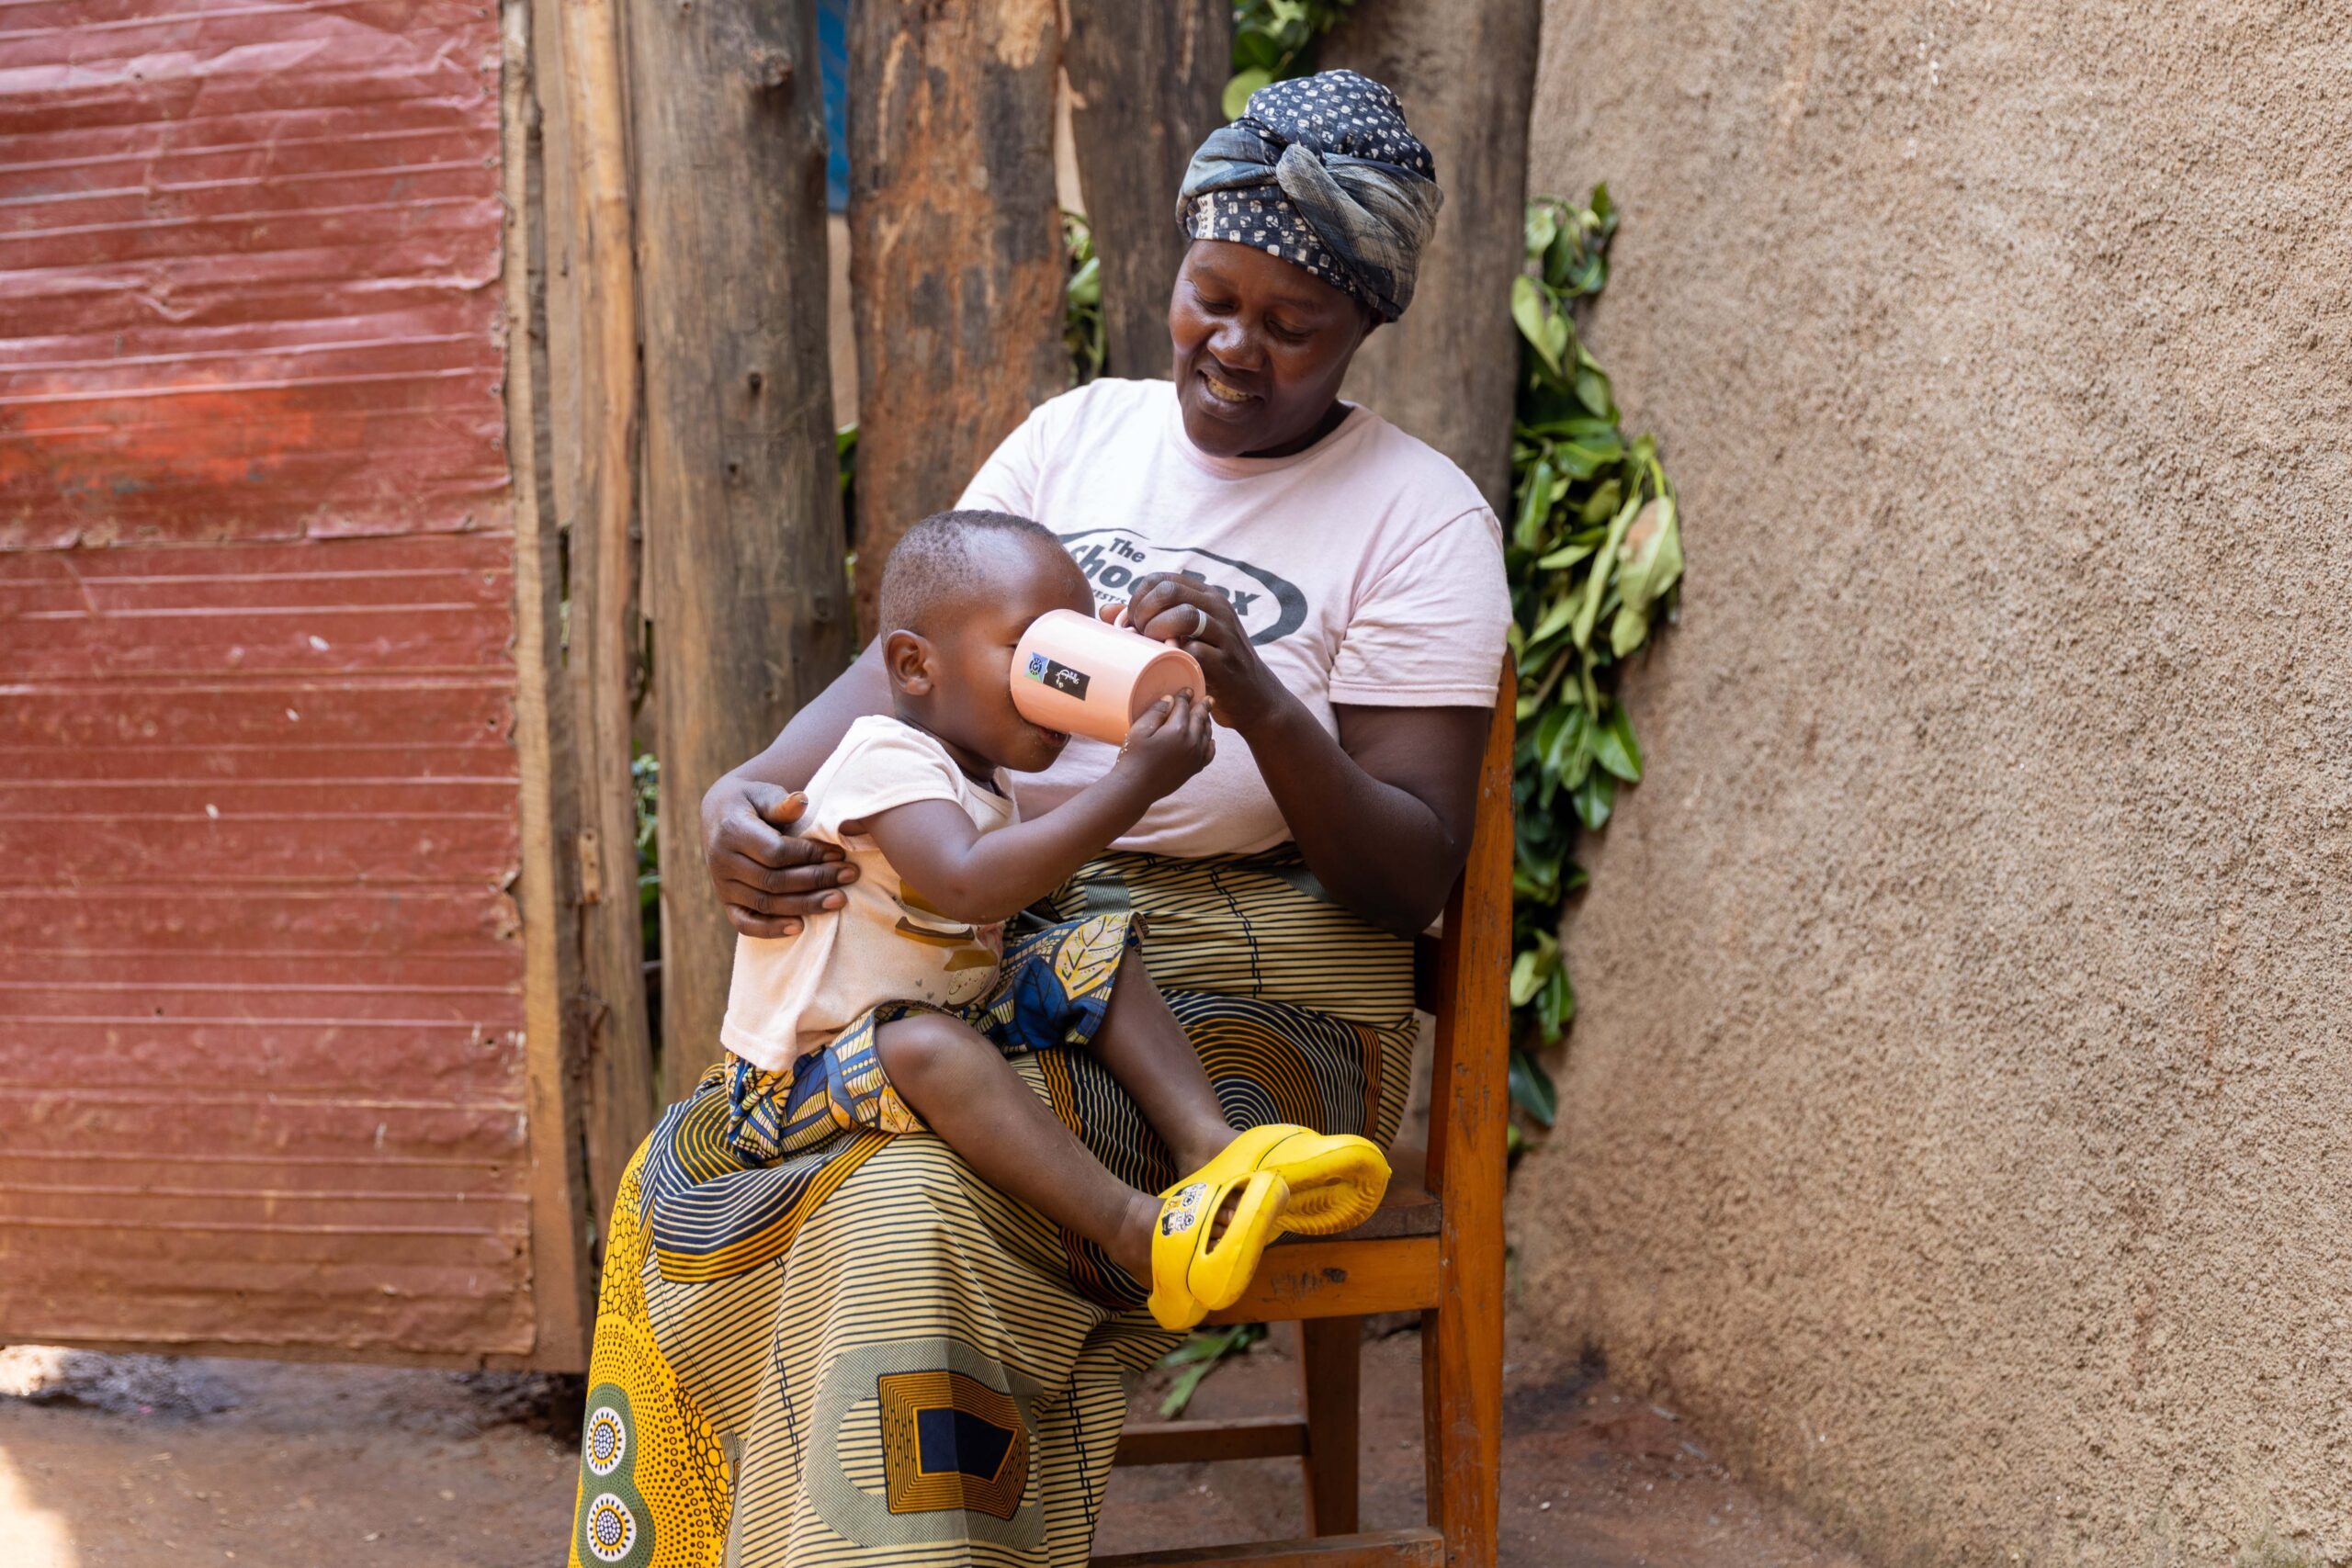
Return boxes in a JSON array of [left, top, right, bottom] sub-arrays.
[[566, 848, 1415, 1568]]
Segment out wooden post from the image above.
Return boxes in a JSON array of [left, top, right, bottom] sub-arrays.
[[1324, 0, 1542, 510], [501, 0, 596, 1370], [847, 0, 1066, 634], [533, 0, 658, 1229], [1063, 0, 1229, 379], [628, 0, 855, 1104]]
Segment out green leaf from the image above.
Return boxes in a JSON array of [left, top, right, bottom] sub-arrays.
[[1155, 1322, 1264, 1418], [1574, 363, 1615, 420], [1615, 494, 1683, 616], [1535, 966, 1573, 1039], [1510, 275, 1561, 378], [1509, 949, 1544, 1008], [1223, 67, 1273, 118], [1065, 254, 1100, 308], [1527, 590, 1577, 648], [1509, 1048, 1559, 1127], [1232, 28, 1282, 70], [1523, 202, 1558, 264], [1592, 705, 1643, 783], [1512, 455, 1555, 553], [1542, 704, 1589, 782], [1570, 769, 1616, 831], [1569, 491, 1642, 652], [1534, 540, 1595, 571], [1608, 600, 1650, 658]]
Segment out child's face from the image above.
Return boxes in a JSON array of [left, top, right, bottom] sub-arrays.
[[889, 536, 1094, 775]]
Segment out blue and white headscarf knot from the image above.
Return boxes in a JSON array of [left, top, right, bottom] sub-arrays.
[[1176, 69, 1442, 323]]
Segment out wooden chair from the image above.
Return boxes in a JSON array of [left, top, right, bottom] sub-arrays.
[[1097, 671, 1515, 1568]]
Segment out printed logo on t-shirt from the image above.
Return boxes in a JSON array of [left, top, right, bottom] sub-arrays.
[[1057, 529, 1307, 647]]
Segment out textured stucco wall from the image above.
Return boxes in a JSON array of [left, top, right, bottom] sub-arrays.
[[1513, 5, 2352, 1564]]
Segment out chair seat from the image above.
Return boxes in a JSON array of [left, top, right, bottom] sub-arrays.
[[1267, 1145, 1435, 1246]]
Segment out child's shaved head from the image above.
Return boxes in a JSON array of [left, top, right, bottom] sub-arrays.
[[877, 510, 1086, 633]]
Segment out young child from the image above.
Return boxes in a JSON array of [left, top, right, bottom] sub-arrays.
[[718, 509, 1389, 1329]]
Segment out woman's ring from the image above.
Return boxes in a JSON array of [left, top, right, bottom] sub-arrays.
[[1190, 604, 1209, 638]]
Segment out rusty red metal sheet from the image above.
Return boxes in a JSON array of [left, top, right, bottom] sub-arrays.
[[0, 0, 534, 1358]]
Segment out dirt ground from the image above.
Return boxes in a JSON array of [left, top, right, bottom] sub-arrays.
[[0, 1332, 1863, 1568]]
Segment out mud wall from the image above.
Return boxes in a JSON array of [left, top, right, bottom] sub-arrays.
[[1514, 4, 2352, 1563]]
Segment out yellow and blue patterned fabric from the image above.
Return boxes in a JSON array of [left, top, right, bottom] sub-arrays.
[[722, 913, 1141, 1165], [568, 848, 1415, 1568]]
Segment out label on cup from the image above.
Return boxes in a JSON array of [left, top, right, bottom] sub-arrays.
[[1021, 652, 1091, 700]]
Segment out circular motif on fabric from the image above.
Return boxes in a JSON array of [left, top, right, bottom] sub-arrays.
[[584, 1405, 628, 1476], [584, 1493, 638, 1562]]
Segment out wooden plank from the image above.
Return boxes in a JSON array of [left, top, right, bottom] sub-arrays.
[[1323, 0, 1542, 511], [537, 0, 658, 1230], [1093, 1528, 1443, 1568], [1300, 1318, 1363, 1534], [1204, 1235, 1437, 1324], [1419, 672, 1514, 1568], [1062, 0, 1230, 378], [845, 0, 1066, 634], [501, 0, 594, 1370], [1114, 1415, 1308, 1467], [628, 0, 857, 1103]]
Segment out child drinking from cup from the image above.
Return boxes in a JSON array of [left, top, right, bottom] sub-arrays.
[[719, 509, 1390, 1328]]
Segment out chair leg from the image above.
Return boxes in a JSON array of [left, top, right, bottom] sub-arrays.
[[1298, 1315, 1362, 1534], [1421, 1276, 1501, 1568]]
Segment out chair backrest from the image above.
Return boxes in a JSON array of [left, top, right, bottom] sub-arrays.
[[1426, 666, 1514, 1214]]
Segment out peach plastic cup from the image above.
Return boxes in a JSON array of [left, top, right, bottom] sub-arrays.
[[1010, 608, 1206, 746]]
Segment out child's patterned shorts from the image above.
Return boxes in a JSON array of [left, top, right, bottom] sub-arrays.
[[723, 912, 1139, 1163]]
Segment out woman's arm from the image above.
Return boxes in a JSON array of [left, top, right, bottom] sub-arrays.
[[1264, 700, 1488, 933], [1121, 574, 1488, 934], [701, 640, 894, 937]]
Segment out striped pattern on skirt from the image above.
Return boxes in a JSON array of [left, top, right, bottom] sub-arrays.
[[567, 848, 1415, 1568]]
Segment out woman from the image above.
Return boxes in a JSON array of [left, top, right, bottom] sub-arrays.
[[568, 71, 1508, 1568]]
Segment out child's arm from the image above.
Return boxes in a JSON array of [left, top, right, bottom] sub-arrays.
[[864, 694, 1215, 924]]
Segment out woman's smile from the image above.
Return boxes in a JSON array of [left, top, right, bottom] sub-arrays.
[[1197, 367, 1259, 407]]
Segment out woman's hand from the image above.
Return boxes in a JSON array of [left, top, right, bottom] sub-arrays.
[[702, 775, 860, 939], [1109, 573, 1286, 731]]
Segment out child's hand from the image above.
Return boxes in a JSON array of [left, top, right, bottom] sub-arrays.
[[1111, 693, 1216, 800]]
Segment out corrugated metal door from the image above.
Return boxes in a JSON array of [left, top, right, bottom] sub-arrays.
[[0, 0, 555, 1359]]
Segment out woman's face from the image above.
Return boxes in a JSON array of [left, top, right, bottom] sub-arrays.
[[1169, 239, 1373, 459]]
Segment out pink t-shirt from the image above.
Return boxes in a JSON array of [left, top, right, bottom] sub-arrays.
[[958, 377, 1509, 858]]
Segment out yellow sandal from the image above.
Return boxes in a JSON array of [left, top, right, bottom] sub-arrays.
[[1147, 1168, 1288, 1331], [1186, 1123, 1393, 1237]]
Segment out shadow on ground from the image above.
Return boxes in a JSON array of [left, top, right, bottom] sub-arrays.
[[0, 1337, 1860, 1567]]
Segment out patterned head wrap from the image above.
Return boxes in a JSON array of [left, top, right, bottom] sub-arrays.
[[1176, 70, 1442, 323]]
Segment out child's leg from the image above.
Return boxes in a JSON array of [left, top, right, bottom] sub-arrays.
[[874, 1013, 1161, 1275], [1086, 958, 1237, 1176]]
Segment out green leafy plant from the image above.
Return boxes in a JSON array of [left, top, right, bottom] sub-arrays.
[[1504, 187, 1684, 1143], [631, 744, 662, 964], [1063, 210, 1105, 387], [1226, 0, 1358, 118], [1153, 1320, 1266, 1417]]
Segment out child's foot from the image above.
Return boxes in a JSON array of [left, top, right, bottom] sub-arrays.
[[1142, 1168, 1288, 1331]]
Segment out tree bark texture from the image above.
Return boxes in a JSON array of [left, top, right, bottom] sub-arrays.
[[628, 0, 856, 1103], [1325, 0, 1542, 509], [847, 0, 1066, 635], [532, 0, 658, 1229], [1063, 0, 1230, 379]]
